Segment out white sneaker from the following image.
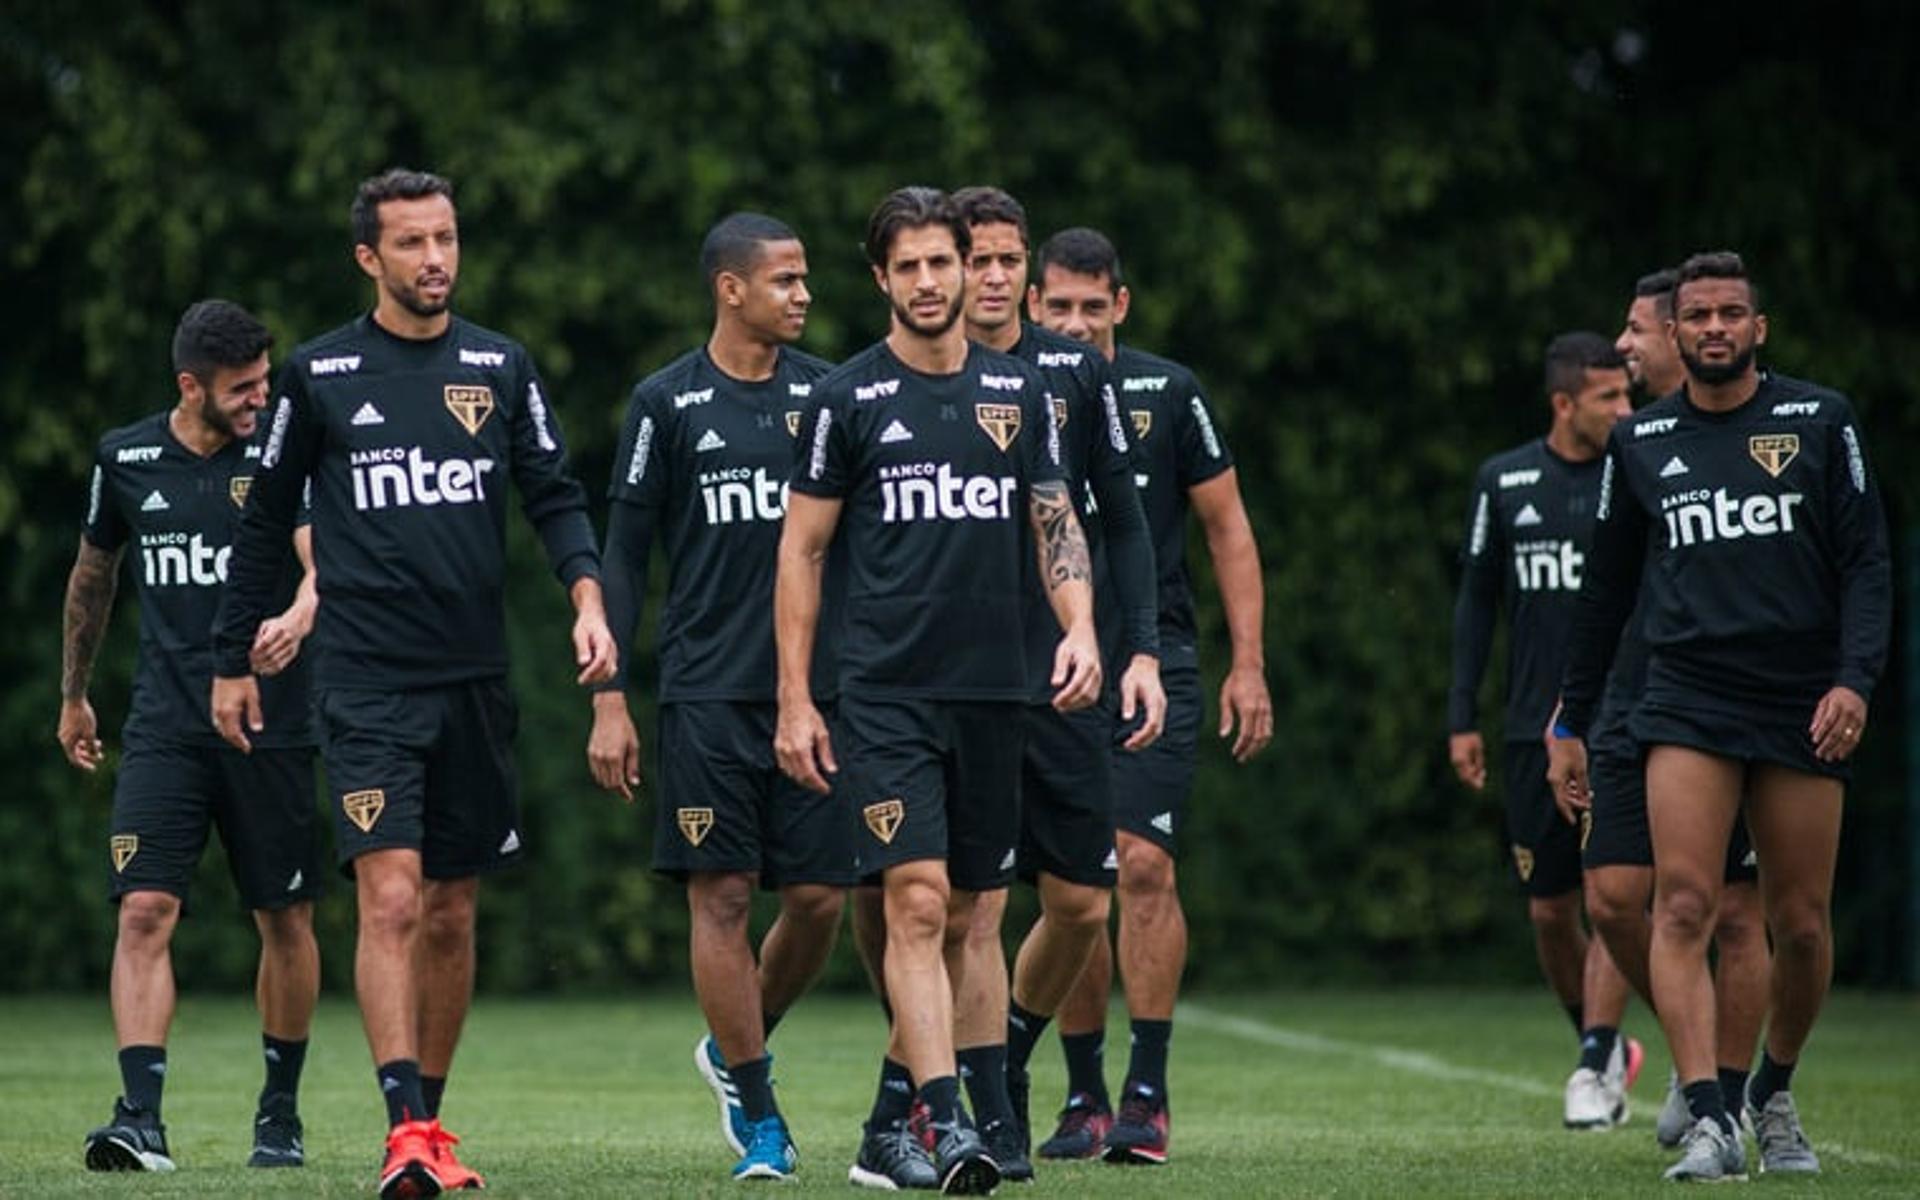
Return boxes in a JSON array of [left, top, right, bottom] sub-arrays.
[[1599, 1037, 1635, 1128], [1564, 1066, 1619, 1130], [1655, 1070, 1691, 1148], [1748, 1091, 1820, 1174]]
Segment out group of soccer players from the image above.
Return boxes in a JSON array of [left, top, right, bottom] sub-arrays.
[[58, 169, 1272, 1195], [1451, 254, 1890, 1181]]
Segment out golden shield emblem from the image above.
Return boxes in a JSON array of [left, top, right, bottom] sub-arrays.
[[1131, 410, 1153, 440], [1749, 433, 1799, 478], [1051, 397, 1069, 429], [864, 799, 906, 845], [342, 789, 387, 833], [229, 476, 253, 508], [1511, 843, 1535, 883], [785, 410, 803, 437], [444, 385, 496, 436], [1579, 809, 1593, 853], [975, 403, 1023, 452], [110, 834, 139, 873], [677, 807, 715, 847]]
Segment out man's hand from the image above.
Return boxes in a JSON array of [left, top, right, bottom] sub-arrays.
[[587, 691, 641, 802], [1219, 663, 1273, 762], [212, 675, 263, 753], [1810, 685, 1868, 762], [775, 697, 837, 794], [58, 697, 105, 771], [570, 580, 617, 686], [1051, 623, 1103, 712], [250, 605, 313, 677], [1545, 732, 1590, 825], [1117, 654, 1166, 751], [1448, 731, 1486, 790]]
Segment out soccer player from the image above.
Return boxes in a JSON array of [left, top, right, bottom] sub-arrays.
[[775, 186, 1101, 1194], [586, 212, 847, 1182], [1582, 269, 1772, 1148], [1552, 251, 1891, 1181], [211, 168, 615, 1198], [1450, 331, 1642, 1129], [1028, 228, 1273, 1163], [62, 299, 321, 1173]]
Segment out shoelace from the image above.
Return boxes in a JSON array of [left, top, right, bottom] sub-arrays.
[[1755, 1107, 1807, 1156], [1116, 1094, 1158, 1130]]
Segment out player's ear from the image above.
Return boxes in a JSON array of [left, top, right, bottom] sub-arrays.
[[1113, 285, 1131, 327], [1025, 283, 1042, 321], [353, 242, 382, 281], [716, 270, 745, 309], [871, 263, 888, 295], [1753, 313, 1768, 347], [176, 370, 206, 408], [1550, 391, 1575, 420]]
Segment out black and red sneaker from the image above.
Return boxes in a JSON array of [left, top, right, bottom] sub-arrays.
[[1102, 1083, 1169, 1165]]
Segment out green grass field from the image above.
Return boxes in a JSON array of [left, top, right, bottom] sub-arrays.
[[1, 989, 1914, 1197]]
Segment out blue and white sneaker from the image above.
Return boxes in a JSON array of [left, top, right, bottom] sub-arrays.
[[732, 1114, 799, 1181], [696, 1034, 753, 1156]]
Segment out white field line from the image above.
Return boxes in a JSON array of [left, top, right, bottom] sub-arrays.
[[1180, 1003, 1911, 1170]]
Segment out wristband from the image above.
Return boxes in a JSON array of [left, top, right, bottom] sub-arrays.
[[1550, 721, 1578, 740]]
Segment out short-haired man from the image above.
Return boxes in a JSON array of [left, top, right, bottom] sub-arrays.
[[588, 212, 847, 1182], [212, 168, 615, 1198], [1553, 252, 1891, 1181], [64, 299, 321, 1173], [776, 186, 1101, 1194], [1028, 228, 1272, 1163], [1450, 332, 1643, 1128], [1582, 270, 1772, 1148]]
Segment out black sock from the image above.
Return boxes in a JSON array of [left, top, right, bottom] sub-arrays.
[[1007, 1001, 1049, 1074], [1717, 1066, 1751, 1115], [957, 1044, 1012, 1126], [732, 1055, 777, 1122], [1061, 1031, 1109, 1108], [1564, 1002, 1585, 1037], [1577, 1026, 1618, 1074], [763, 1008, 785, 1040], [258, 1035, 308, 1114], [1749, 1050, 1796, 1109], [376, 1059, 427, 1127], [918, 1074, 965, 1126], [1125, 1019, 1172, 1095], [119, 1045, 167, 1116], [867, 1058, 915, 1131], [422, 1074, 447, 1118], [1682, 1077, 1734, 1136]]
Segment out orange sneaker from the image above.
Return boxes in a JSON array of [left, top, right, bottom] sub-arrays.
[[428, 1120, 485, 1190], [380, 1119, 442, 1199]]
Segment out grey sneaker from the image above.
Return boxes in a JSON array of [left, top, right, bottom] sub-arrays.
[[84, 1098, 176, 1172], [1664, 1116, 1748, 1183], [1747, 1091, 1820, 1174], [1655, 1071, 1691, 1149], [849, 1118, 939, 1190]]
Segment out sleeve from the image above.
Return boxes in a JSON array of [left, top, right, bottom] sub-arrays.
[[1826, 404, 1892, 699], [213, 364, 320, 676], [508, 349, 599, 587], [597, 500, 658, 694], [1084, 371, 1160, 657], [1174, 371, 1234, 489], [1025, 373, 1067, 488], [81, 446, 127, 551], [789, 391, 853, 498], [607, 382, 672, 508], [1558, 441, 1649, 735], [1447, 463, 1503, 733]]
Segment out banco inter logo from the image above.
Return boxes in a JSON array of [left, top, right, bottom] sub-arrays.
[[1510, 538, 1583, 592], [878, 462, 1016, 523], [141, 532, 230, 587], [349, 446, 496, 511], [1661, 487, 1804, 548], [699, 466, 787, 524]]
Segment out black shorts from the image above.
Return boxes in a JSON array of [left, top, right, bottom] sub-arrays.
[[107, 741, 322, 911], [317, 681, 523, 880], [1502, 741, 1582, 898], [838, 697, 1024, 892], [653, 701, 859, 887], [1110, 660, 1200, 857], [1584, 742, 1760, 883], [1632, 702, 1850, 781], [1018, 701, 1118, 888]]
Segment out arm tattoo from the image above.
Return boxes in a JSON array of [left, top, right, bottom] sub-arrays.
[[62, 540, 123, 700], [1031, 481, 1092, 589]]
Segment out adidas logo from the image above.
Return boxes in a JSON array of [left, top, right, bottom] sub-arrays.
[[1514, 503, 1542, 527], [880, 419, 914, 444], [350, 402, 385, 426], [999, 848, 1016, 871], [140, 490, 169, 512], [380, 1075, 400, 1092], [695, 429, 726, 453], [500, 829, 521, 855], [1150, 812, 1173, 835], [1659, 456, 1689, 478], [286, 870, 303, 892], [1102, 848, 1119, 871]]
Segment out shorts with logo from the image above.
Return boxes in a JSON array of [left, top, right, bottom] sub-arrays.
[[653, 700, 859, 887], [839, 697, 1024, 892], [1110, 658, 1200, 856], [1584, 740, 1760, 882], [1018, 700, 1118, 887], [107, 741, 322, 911], [1632, 701, 1850, 782], [317, 680, 524, 880], [1502, 741, 1582, 898]]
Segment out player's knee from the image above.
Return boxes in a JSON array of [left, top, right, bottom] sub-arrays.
[[1765, 892, 1831, 959], [254, 901, 315, 948], [117, 891, 180, 943], [1584, 880, 1641, 933], [689, 874, 754, 932], [1527, 892, 1581, 936], [887, 879, 949, 946], [359, 875, 423, 940], [1116, 841, 1175, 898], [1653, 878, 1718, 942], [1045, 879, 1110, 930], [961, 889, 1005, 946], [780, 884, 845, 933]]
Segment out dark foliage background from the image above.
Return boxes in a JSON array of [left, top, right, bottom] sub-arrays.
[[3, 2, 1914, 991]]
